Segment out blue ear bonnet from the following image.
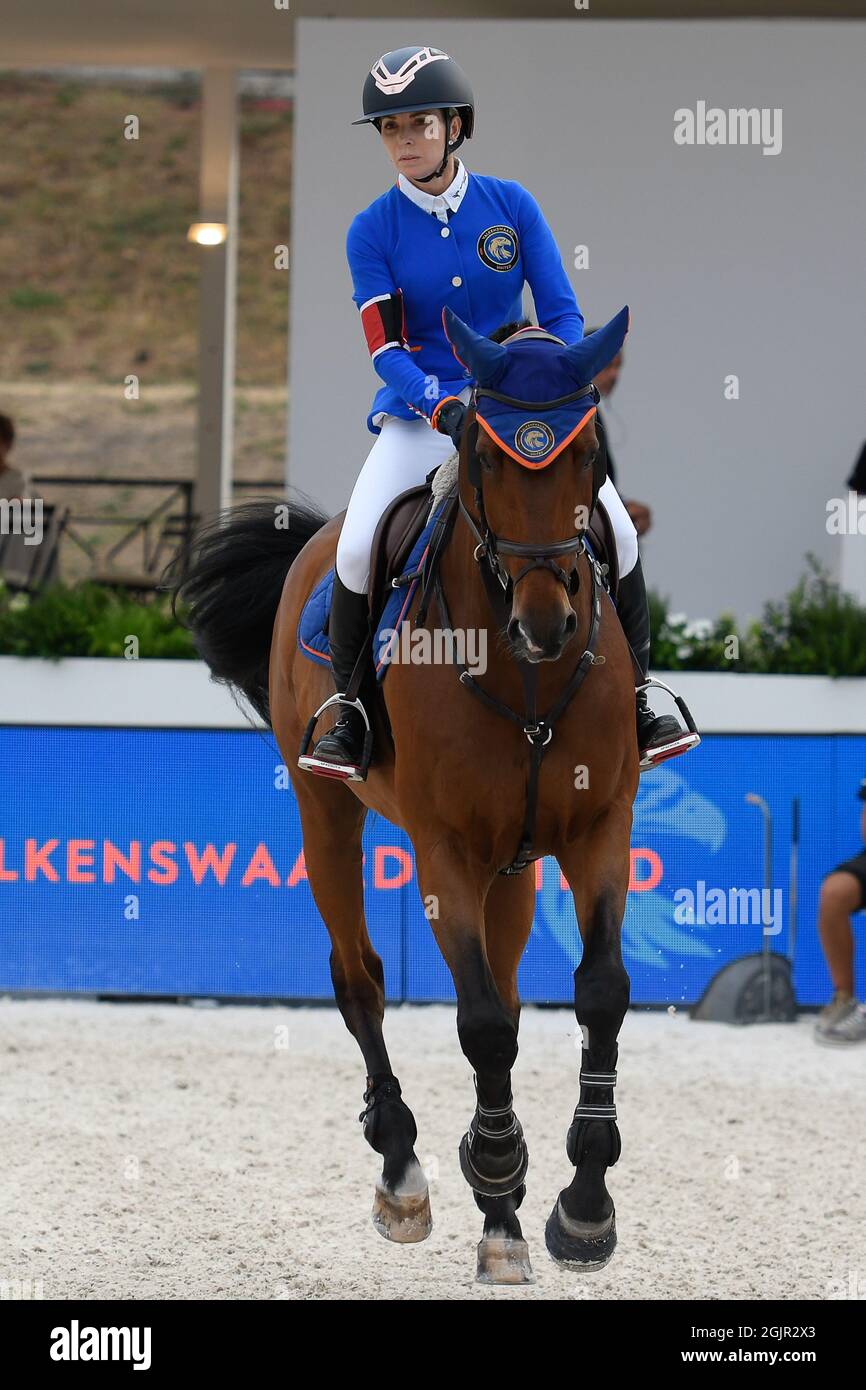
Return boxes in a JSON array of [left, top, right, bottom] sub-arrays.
[[443, 306, 629, 467], [474, 339, 595, 466]]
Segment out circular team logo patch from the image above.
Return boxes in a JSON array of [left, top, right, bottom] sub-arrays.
[[477, 224, 519, 271], [515, 420, 554, 459]]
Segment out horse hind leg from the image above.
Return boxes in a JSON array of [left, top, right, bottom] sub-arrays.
[[293, 775, 431, 1243]]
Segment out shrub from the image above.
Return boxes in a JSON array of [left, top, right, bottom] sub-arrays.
[[0, 580, 196, 659]]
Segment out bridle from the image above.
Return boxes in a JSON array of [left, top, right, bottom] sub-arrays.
[[459, 379, 601, 606]]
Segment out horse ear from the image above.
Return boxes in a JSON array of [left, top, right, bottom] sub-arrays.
[[442, 306, 508, 387], [563, 306, 630, 385]]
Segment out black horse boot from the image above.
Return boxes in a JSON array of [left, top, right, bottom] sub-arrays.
[[615, 556, 700, 770], [297, 572, 372, 781]]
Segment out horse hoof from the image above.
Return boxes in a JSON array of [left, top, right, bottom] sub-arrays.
[[476, 1235, 535, 1285], [371, 1182, 432, 1244], [544, 1197, 617, 1270]]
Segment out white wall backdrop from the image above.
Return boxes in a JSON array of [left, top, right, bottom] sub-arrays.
[[289, 18, 865, 621]]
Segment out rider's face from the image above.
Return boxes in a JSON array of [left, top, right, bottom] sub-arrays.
[[378, 109, 460, 181]]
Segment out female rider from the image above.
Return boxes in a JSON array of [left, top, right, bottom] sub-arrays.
[[298, 45, 690, 781]]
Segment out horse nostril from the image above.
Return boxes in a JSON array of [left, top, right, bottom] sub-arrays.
[[507, 617, 522, 644], [563, 610, 577, 637]]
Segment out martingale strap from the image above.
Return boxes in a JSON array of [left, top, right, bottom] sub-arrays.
[[431, 546, 607, 876]]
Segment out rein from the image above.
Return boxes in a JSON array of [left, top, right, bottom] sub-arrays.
[[431, 378, 607, 876]]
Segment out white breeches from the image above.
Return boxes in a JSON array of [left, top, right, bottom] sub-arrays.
[[336, 398, 638, 593]]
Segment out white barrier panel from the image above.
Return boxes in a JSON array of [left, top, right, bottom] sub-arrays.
[[0, 657, 263, 729], [0, 657, 864, 733]]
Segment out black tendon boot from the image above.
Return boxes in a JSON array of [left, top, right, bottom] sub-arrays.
[[297, 573, 372, 781], [615, 556, 700, 770]]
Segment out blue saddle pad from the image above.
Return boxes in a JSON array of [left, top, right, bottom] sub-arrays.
[[297, 500, 446, 683]]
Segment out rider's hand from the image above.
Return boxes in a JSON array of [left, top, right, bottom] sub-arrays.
[[434, 398, 467, 449], [625, 499, 652, 536]]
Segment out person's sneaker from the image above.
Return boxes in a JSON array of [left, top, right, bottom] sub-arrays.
[[814, 993, 866, 1046]]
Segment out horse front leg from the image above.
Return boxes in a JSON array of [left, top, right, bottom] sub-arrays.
[[548, 803, 632, 1270], [415, 836, 533, 1284]]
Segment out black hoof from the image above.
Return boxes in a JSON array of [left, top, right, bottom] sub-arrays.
[[544, 1196, 617, 1270]]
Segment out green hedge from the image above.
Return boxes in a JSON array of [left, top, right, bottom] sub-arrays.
[[0, 580, 195, 659], [649, 555, 866, 677], [1, 556, 865, 674]]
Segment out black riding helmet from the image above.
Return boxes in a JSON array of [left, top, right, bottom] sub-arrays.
[[353, 45, 475, 184]]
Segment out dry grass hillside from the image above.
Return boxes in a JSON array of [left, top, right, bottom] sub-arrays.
[[0, 74, 294, 578], [0, 73, 292, 385]]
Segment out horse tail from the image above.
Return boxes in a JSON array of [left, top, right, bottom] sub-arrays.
[[171, 497, 329, 728]]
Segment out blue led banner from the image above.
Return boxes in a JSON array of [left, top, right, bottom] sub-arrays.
[[1, 727, 863, 1005]]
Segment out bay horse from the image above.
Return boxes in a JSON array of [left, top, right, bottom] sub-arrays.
[[176, 307, 638, 1283]]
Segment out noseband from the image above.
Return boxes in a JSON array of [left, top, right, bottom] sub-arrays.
[[460, 380, 601, 605]]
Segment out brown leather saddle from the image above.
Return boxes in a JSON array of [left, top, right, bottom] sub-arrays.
[[365, 469, 620, 625], [366, 480, 437, 621]]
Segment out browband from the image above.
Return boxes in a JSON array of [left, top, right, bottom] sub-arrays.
[[475, 382, 600, 411]]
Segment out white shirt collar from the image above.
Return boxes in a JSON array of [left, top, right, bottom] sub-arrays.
[[397, 158, 469, 222]]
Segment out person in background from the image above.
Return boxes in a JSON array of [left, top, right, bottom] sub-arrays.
[[588, 330, 652, 538], [0, 413, 31, 501], [847, 440, 866, 495], [814, 775, 866, 1045]]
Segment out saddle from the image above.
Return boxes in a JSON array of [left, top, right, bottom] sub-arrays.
[[366, 480, 439, 621]]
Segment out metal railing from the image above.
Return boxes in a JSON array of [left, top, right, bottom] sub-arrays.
[[30, 475, 285, 588]]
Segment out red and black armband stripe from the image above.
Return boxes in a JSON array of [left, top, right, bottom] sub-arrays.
[[360, 290, 408, 360]]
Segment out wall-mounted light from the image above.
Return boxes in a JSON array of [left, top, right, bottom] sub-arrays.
[[187, 222, 228, 246]]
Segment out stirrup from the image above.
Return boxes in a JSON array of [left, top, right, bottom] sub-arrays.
[[297, 691, 373, 782], [637, 676, 701, 772]]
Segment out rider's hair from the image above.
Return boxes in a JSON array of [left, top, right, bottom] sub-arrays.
[[0, 413, 15, 448]]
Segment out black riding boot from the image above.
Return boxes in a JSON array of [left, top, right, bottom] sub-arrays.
[[298, 573, 371, 780], [615, 556, 690, 766]]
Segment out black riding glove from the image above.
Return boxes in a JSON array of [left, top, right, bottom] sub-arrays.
[[434, 399, 467, 449]]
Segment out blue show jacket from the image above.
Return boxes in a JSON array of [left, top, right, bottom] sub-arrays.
[[347, 171, 584, 432]]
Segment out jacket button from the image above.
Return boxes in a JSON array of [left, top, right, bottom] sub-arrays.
[[440, 226, 450, 238], [452, 275, 462, 287]]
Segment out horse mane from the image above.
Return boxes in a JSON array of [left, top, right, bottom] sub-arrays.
[[489, 318, 532, 344]]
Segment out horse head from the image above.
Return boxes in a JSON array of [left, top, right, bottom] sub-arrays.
[[442, 304, 629, 663]]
